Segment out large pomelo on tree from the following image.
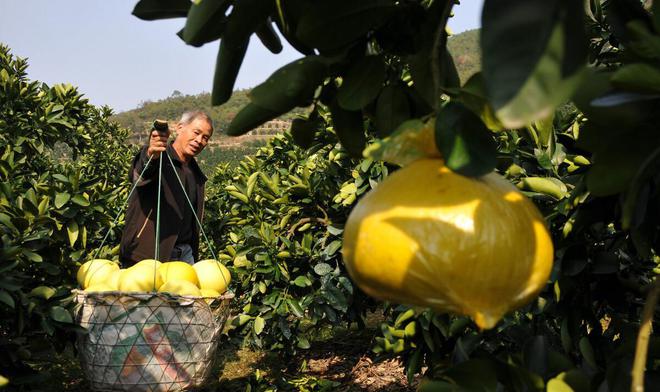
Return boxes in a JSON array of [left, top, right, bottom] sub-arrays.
[[342, 159, 554, 329]]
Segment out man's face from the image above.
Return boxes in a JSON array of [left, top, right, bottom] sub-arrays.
[[175, 118, 213, 159]]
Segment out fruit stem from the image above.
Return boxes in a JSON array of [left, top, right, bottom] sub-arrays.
[[631, 279, 660, 392]]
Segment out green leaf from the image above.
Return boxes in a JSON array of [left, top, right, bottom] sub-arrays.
[[523, 336, 549, 378], [49, 306, 72, 324], [55, 192, 71, 209], [255, 19, 283, 54], [290, 118, 316, 149], [482, 0, 587, 127], [227, 103, 281, 136], [313, 263, 333, 276], [0, 290, 14, 308], [444, 359, 498, 391], [53, 174, 69, 183], [611, 63, 660, 94], [29, 286, 56, 300], [71, 194, 90, 207], [409, 46, 460, 107], [337, 55, 387, 110], [324, 240, 342, 257], [251, 56, 328, 112], [374, 83, 411, 137], [0, 374, 8, 387], [394, 308, 415, 327], [254, 316, 265, 335], [517, 177, 567, 199], [132, 0, 190, 20], [67, 220, 79, 247], [296, 0, 397, 54], [287, 298, 305, 318], [212, 40, 249, 106], [297, 336, 311, 349], [622, 147, 660, 228], [416, 379, 456, 392], [585, 128, 660, 196], [329, 100, 366, 157], [435, 102, 497, 177], [182, 0, 230, 46], [210, 0, 274, 104], [579, 337, 598, 369], [292, 275, 312, 287], [22, 250, 42, 263]]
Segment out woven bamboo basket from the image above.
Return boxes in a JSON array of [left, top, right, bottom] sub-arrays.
[[73, 290, 233, 392]]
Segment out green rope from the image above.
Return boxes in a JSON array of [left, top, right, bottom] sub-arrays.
[[154, 154, 164, 291]]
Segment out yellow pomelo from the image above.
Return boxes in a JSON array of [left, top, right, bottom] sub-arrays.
[[158, 280, 202, 297], [200, 288, 221, 304], [84, 282, 116, 292], [107, 269, 125, 290], [342, 159, 554, 330], [159, 261, 199, 287], [200, 288, 220, 297], [193, 260, 231, 293], [134, 259, 162, 270], [77, 260, 119, 289], [118, 265, 164, 292]]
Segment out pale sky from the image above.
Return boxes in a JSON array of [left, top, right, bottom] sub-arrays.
[[0, 0, 483, 113]]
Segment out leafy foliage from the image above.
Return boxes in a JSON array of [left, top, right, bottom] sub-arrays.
[[0, 44, 135, 385], [204, 109, 390, 353]]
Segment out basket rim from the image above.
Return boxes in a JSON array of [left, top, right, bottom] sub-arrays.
[[71, 288, 235, 300]]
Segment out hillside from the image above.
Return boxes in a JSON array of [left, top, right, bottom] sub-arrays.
[[111, 89, 307, 145], [447, 28, 480, 83], [111, 29, 480, 148]]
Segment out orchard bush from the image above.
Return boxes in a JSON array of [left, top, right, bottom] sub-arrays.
[[205, 108, 391, 352], [0, 44, 135, 385]]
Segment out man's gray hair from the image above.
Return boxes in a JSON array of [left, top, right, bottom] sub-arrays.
[[179, 110, 213, 131]]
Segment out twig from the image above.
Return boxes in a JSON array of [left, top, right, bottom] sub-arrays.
[[430, 0, 456, 110], [631, 279, 660, 392]]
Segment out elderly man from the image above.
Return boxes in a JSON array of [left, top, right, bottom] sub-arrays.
[[120, 110, 214, 266]]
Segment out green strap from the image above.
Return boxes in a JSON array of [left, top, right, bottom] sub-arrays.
[[155, 155, 163, 261]]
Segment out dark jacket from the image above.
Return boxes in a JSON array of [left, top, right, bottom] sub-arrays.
[[119, 143, 207, 266]]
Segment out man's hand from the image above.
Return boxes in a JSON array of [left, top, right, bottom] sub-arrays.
[[147, 127, 170, 159]]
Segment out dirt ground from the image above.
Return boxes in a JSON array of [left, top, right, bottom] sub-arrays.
[[211, 328, 416, 391]]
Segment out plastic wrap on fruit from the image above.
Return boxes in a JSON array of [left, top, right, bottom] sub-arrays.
[[342, 159, 554, 329]]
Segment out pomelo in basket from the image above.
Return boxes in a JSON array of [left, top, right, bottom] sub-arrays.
[[133, 258, 161, 270], [118, 264, 164, 292], [158, 280, 202, 296], [77, 259, 119, 289], [84, 282, 116, 292], [193, 259, 231, 293], [107, 269, 124, 290], [159, 261, 200, 287], [200, 288, 221, 304], [342, 159, 554, 330]]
